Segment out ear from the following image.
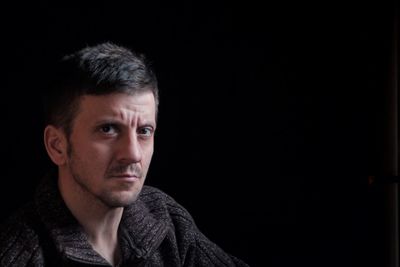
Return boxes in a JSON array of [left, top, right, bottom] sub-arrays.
[[44, 125, 68, 166]]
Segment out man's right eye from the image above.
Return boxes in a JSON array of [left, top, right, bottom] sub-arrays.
[[99, 124, 118, 135]]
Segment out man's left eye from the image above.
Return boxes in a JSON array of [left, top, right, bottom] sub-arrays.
[[138, 127, 153, 137]]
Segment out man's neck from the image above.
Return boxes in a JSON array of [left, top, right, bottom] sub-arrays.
[[57, 174, 123, 266], [81, 208, 122, 266]]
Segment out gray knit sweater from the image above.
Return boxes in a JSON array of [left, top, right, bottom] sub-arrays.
[[0, 176, 248, 266]]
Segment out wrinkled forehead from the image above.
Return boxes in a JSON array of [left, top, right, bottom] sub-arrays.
[[75, 92, 157, 122]]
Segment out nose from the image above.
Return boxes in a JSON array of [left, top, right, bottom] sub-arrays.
[[117, 132, 142, 164]]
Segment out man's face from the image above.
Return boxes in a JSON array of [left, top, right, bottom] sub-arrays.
[[65, 91, 156, 208]]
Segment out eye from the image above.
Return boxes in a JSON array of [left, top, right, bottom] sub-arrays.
[[138, 126, 154, 137], [99, 124, 119, 135]]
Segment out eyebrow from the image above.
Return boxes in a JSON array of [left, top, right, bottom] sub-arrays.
[[93, 118, 156, 128]]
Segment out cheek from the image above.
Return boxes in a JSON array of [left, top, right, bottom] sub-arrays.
[[92, 146, 115, 166], [76, 143, 114, 171], [144, 144, 154, 163], [143, 150, 155, 174]]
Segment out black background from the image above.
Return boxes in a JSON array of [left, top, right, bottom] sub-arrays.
[[0, 1, 397, 266]]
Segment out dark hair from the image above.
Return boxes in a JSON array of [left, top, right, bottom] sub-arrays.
[[43, 42, 159, 138]]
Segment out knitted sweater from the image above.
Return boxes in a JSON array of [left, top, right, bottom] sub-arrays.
[[0, 176, 248, 266]]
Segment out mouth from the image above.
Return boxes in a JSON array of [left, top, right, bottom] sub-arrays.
[[109, 174, 141, 181]]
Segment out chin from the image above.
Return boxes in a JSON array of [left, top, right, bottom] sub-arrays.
[[100, 191, 141, 208]]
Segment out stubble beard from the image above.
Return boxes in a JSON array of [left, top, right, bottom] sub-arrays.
[[68, 145, 145, 208]]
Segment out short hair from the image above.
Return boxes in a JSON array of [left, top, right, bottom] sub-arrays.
[[43, 42, 159, 138]]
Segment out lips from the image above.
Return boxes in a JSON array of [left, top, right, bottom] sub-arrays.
[[110, 173, 141, 179], [107, 165, 143, 179]]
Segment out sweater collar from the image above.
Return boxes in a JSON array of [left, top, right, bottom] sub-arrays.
[[34, 174, 169, 265]]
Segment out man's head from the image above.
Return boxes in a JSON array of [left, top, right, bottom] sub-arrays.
[[43, 43, 159, 207]]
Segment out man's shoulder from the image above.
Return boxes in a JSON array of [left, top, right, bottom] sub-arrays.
[[0, 203, 38, 241], [0, 204, 42, 265], [139, 185, 195, 225], [139, 185, 176, 207], [140, 184, 167, 197], [138, 187, 249, 266]]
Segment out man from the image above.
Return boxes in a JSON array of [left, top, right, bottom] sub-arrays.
[[0, 43, 248, 266]]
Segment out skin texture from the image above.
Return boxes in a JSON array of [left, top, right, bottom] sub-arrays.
[[44, 91, 157, 265]]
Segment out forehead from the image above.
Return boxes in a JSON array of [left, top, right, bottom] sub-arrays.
[[76, 92, 156, 121]]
